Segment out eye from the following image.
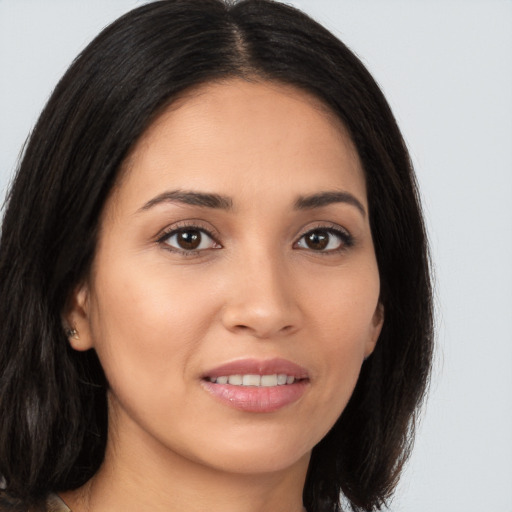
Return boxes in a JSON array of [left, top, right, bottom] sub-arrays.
[[161, 227, 220, 252], [295, 227, 352, 252]]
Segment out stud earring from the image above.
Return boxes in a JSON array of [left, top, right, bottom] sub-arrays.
[[66, 327, 79, 340]]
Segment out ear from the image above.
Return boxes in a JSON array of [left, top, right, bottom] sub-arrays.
[[364, 302, 384, 358], [62, 282, 95, 352]]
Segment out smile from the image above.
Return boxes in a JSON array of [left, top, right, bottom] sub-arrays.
[[201, 358, 309, 412], [206, 374, 296, 386]]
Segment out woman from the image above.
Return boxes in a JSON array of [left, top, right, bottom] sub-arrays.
[[0, 1, 433, 511]]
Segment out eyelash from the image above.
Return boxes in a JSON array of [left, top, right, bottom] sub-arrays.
[[295, 224, 354, 254], [156, 223, 221, 256], [156, 222, 354, 255]]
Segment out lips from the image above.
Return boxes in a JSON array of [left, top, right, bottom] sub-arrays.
[[201, 358, 309, 413], [203, 358, 309, 380], [207, 374, 296, 386]]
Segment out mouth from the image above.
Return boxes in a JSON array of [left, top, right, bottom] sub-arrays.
[[201, 358, 309, 413], [206, 374, 299, 386]]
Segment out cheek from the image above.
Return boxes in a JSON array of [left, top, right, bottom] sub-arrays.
[[86, 259, 218, 393], [303, 263, 380, 406], [307, 262, 380, 346]]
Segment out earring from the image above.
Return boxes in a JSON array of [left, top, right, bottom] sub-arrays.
[[66, 327, 79, 340]]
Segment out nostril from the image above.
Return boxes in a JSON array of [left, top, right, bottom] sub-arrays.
[[232, 323, 295, 336], [221, 302, 302, 338], [234, 324, 250, 331]]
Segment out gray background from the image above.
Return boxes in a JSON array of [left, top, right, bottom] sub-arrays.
[[1, 1, 511, 510]]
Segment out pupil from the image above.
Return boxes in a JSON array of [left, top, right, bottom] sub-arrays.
[[307, 230, 328, 250], [178, 230, 201, 250]]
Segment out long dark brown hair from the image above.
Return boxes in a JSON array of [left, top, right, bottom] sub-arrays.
[[0, 1, 433, 510]]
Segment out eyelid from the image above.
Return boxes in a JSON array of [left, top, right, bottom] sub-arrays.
[[294, 222, 354, 252], [154, 220, 353, 255], [155, 220, 222, 253]]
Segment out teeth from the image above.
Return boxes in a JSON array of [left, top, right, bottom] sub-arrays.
[[261, 374, 277, 387], [228, 375, 243, 385], [209, 373, 296, 386], [277, 374, 287, 385], [242, 374, 261, 386]]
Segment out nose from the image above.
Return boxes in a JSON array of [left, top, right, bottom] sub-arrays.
[[220, 253, 303, 339]]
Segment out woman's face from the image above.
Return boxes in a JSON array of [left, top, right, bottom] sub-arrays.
[[69, 79, 383, 477]]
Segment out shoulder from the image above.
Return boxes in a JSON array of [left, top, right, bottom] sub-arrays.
[[45, 495, 71, 512], [0, 492, 70, 512]]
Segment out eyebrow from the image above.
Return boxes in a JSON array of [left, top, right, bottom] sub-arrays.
[[139, 190, 233, 212], [294, 191, 366, 217], [138, 189, 365, 217]]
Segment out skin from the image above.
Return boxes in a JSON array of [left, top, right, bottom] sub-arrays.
[[64, 79, 383, 512]]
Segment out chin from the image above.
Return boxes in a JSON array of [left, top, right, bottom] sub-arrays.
[[201, 446, 311, 476], [178, 425, 316, 476]]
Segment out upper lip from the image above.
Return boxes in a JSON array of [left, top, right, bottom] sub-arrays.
[[202, 358, 309, 380]]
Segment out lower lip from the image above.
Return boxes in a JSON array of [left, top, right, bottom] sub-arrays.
[[201, 380, 308, 413]]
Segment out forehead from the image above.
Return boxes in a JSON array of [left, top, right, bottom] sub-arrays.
[[114, 78, 366, 211]]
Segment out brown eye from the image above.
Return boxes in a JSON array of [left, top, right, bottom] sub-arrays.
[[176, 230, 202, 250], [304, 230, 329, 250], [296, 227, 352, 252], [162, 228, 219, 252]]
